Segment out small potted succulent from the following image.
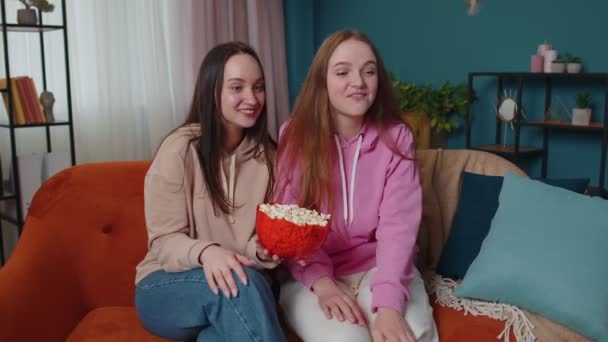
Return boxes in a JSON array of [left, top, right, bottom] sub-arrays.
[[566, 53, 582, 74], [17, 0, 55, 25], [551, 54, 566, 73], [572, 92, 592, 126]]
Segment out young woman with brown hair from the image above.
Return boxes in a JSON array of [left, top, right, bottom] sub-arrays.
[[134, 41, 285, 342]]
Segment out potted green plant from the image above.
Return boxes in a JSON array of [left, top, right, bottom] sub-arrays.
[[565, 53, 582, 74], [17, 0, 54, 25], [393, 80, 433, 149], [432, 81, 470, 135], [393, 75, 473, 149], [572, 92, 592, 126], [551, 54, 566, 73]]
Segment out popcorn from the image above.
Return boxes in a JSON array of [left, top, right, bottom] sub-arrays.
[[258, 204, 330, 227], [256, 203, 331, 260]]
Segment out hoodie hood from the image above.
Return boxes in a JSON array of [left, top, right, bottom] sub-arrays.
[[180, 123, 258, 164], [334, 121, 380, 152], [179, 124, 259, 223]]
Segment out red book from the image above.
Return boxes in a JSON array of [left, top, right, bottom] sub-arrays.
[[26, 77, 45, 123], [16, 77, 36, 123]]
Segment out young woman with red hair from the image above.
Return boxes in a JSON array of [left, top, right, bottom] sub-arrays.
[[275, 30, 438, 342]]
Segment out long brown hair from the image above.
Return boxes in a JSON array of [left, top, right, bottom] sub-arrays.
[[277, 30, 405, 211], [182, 41, 275, 214]]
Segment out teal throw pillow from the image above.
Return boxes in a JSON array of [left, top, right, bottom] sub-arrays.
[[437, 172, 590, 279], [455, 172, 608, 341]]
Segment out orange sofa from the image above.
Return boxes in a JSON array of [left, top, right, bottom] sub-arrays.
[[0, 151, 527, 341]]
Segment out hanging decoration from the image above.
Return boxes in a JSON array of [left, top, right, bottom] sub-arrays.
[[466, 0, 480, 16]]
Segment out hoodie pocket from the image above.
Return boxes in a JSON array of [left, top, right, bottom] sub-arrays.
[[324, 224, 348, 252]]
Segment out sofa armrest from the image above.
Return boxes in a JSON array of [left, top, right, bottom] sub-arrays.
[[0, 217, 88, 341]]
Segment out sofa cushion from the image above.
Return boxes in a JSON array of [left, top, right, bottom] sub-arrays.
[[431, 297, 514, 341], [437, 172, 591, 279], [455, 172, 608, 342], [67, 307, 172, 341], [534, 177, 590, 194], [415, 149, 444, 272], [436, 172, 503, 279], [414, 149, 525, 274]]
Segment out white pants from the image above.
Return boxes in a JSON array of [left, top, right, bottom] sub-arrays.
[[279, 267, 438, 342]]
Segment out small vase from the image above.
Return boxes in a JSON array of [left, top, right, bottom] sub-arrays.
[[401, 112, 431, 150], [567, 63, 582, 74], [550, 62, 565, 73], [17, 8, 38, 25], [572, 108, 591, 126], [40, 91, 56, 122], [530, 55, 544, 73]]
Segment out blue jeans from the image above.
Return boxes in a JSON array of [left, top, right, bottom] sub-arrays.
[[135, 267, 286, 342]]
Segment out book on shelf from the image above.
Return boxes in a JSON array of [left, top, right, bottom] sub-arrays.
[[0, 76, 48, 124], [26, 77, 46, 123], [0, 77, 26, 125]]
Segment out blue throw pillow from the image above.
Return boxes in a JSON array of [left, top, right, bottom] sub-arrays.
[[535, 177, 590, 194], [455, 172, 608, 341], [437, 172, 591, 279], [436, 172, 503, 279]]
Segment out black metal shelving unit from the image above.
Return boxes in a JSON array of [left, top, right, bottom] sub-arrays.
[[0, 0, 75, 265], [465, 71, 608, 198]]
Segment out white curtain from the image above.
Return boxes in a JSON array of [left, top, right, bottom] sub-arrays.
[[65, 0, 289, 163], [0, 0, 290, 260], [65, 0, 193, 162]]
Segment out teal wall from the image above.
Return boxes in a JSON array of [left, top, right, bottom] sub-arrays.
[[284, 0, 608, 190]]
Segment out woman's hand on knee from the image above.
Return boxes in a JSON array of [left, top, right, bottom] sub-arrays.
[[199, 245, 255, 298], [372, 308, 415, 342], [312, 277, 367, 327]]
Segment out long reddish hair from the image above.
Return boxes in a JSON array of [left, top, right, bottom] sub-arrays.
[[276, 30, 406, 211]]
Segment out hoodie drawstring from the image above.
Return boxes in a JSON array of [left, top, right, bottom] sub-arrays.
[[334, 134, 363, 225], [220, 154, 237, 223]]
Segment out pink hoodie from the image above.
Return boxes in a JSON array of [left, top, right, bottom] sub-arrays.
[[276, 121, 421, 314]]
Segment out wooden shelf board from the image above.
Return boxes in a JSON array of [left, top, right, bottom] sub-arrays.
[[520, 120, 604, 132], [471, 144, 544, 158], [1, 24, 64, 32], [0, 121, 70, 128], [0, 192, 15, 201], [470, 72, 608, 80]]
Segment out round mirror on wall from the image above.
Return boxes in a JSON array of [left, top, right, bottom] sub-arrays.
[[493, 90, 526, 146], [498, 97, 517, 123]]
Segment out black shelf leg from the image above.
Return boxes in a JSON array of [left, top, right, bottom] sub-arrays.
[[38, 10, 53, 152], [495, 77, 503, 145], [599, 77, 608, 196], [466, 73, 473, 149], [542, 76, 551, 178], [62, 0, 77, 166], [513, 77, 524, 162]]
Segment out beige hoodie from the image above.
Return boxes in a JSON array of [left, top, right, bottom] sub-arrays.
[[135, 125, 276, 284]]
